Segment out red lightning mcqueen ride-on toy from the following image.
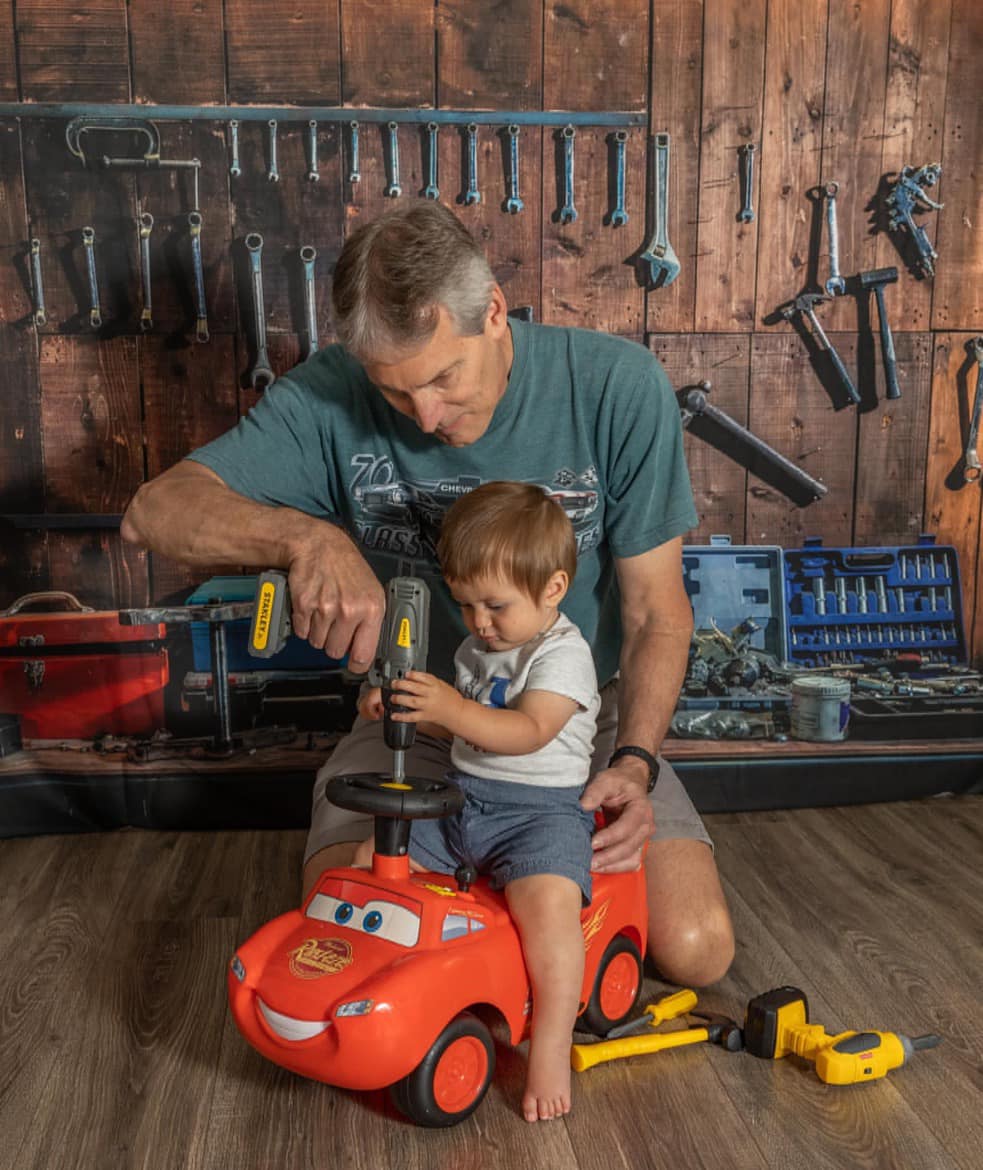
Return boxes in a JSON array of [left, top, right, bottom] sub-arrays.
[[228, 772, 648, 1127]]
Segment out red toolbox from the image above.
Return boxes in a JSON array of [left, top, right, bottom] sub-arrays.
[[0, 592, 168, 740]]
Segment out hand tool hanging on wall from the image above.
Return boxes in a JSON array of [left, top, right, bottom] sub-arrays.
[[886, 163, 943, 278], [301, 245, 318, 359], [858, 267, 901, 400], [385, 121, 402, 197], [559, 124, 577, 223], [266, 120, 279, 182], [464, 123, 481, 205], [228, 120, 241, 178], [348, 120, 361, 184], [244, 232, 275, 391], [609, 130, 628, 226], [679, 381, 828, 506], [66, 116, 201, 208], [423, 121, 439, 200], [504, 124, 523, 214], [823, 181, 846, 296], [964, 337, 983, 484], [738, 144, 756, 223], [188, 210, 209, 343], [138, 212, 154, 332], [306, 120, 319, 182], [779, 292, 860, 405], [29, 237, 46, 326], [641, 133, 679, 287], [81, 226, 101, 328]]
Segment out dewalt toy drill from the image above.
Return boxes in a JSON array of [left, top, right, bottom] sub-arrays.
[[744, 986, 941, 1085]]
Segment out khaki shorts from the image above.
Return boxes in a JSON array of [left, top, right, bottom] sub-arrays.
[[304, 680, 713, 864]]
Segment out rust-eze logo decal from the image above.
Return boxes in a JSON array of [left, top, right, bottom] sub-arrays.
[[288, 937, 353, 979], [581, 900, 611, 952]]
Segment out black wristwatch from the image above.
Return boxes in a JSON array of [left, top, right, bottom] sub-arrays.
[[608, 745, 660, 792]]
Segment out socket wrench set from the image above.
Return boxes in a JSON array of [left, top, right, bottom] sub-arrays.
[[784, 535, 966, 670]]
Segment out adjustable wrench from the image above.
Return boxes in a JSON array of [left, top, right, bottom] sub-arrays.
[[824, 181, 846, 296], [464, 123, 481, 205], [245, 233, 275, 390], [504, 124, 523, 214], [640, 133, 679, 287], [301, 245, 318, 359], [30, 237, 46, 326], [138, 212, 154, 332], [423, 121, 439, 200], [738, 144, 756, 223], [82, 226, 101, 328], [306, 120, 320, 182], [559, 125, 577, 223], [964, 337, 983, 483], [610, 130, 628, 226], [385, 121, 401, 197], [188, 211, 209, 343]]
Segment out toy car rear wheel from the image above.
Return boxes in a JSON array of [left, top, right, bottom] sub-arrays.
[[389, 1012, 495, 1128], [581, 934, 642, 1036]]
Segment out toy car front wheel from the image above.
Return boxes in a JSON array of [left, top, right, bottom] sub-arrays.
[[580, 934, 643, 1036], [390, 1012, 496, 1128]]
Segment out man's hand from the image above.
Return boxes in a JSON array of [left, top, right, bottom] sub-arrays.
[[391, 671, 463, 726], [287, 534, 385, 674], [580, 759, 655, 873]]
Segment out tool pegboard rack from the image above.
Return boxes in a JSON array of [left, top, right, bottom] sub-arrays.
[[784, 536, 967, 671]]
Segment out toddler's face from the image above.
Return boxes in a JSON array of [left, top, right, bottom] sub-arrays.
[[447, 573, 558, 652]]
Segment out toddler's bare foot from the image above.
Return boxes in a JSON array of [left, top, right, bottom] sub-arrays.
[[522, 1034, 573, 1122]]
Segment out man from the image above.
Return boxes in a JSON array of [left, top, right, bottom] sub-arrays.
[[122, 202, 734, 988]]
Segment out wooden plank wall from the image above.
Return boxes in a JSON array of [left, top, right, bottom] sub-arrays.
[[0, 0, 981, 664]]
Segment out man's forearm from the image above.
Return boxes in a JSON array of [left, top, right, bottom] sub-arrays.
[[614, 619, 692, 756]]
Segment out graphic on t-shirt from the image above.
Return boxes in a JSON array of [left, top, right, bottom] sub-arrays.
[[487, 678, 510, 708], [348, 457, 600, 563]]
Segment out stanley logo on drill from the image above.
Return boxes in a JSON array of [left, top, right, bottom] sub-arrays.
[[252, 581, 277, 651]]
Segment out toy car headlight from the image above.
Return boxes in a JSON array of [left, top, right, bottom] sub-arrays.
[[230, 955, 246, 982], [335, 999, 374, 1018]]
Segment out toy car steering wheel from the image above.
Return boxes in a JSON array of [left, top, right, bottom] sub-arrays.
[[326, 772, 463, 820]]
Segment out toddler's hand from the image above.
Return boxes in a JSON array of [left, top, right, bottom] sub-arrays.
[[391, 671, 462, 726], [358, 686, 385, 722]]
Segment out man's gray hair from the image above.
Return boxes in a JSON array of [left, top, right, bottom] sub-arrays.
[[331, 202, 496, 361]]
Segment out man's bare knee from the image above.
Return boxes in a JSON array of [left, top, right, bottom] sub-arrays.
[[302, 842, 359, 899], [647, 905, 735, 988]]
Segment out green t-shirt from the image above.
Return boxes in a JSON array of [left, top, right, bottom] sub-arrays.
[[188, 318, 697, 685]]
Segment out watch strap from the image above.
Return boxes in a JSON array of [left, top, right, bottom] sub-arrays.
[[608, 745, 660, 792]]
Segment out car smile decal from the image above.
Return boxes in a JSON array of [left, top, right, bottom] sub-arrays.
[[581, 899, 611, 952], [287, 937, 354, 979]]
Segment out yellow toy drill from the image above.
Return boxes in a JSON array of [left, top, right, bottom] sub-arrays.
[[744, 986, 941, 1085]]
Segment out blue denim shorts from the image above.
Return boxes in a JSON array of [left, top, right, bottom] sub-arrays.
[[408, 771, 597, 902]]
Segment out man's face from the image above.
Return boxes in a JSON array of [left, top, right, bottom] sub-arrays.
[[362, 289, 513, 447]]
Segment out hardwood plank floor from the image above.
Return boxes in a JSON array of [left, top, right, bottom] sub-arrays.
[[1, 796, 981, 1170]]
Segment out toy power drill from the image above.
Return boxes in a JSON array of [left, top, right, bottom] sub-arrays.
[[744, 986, 941, 1085], [248, 571, 430, 782]]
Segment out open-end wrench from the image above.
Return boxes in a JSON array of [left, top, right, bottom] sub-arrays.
[[964, 337, 983, 483], [610, 130, 628, 226], [738, 143, 756, 223], [29, 237, 46, 326], [245, 233, 275, 390], [267, 120, 279, 183], [188, 211, 209, 343], [385, 121, 401, 198], [306, 120, 319, 182], [228, 120, 241, 178], [301, 245, 318, 359], [559, 124, 577, 223], [349, 121, 361, 184], [780, 292, 860, 404], [138, 212, 153, 332], [464, 123, 481, 204], [505, 124, 523, 214], [824, 181, 846, 296], [640, 132, 679, 287], [424, 121, 439, 200], [82, 226, 101, 328]]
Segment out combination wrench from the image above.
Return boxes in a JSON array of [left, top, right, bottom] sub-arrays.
[[640, 133, 680, 287], [189, 211, 209, 343], [385, 122, 401, 197], [824, 181, 846, 296], [738, 143, 756, 223], [267, 120, 279, 183], [464, 123, 481, 204], [504, 124, 523, 214], [559, 125, 577, 223], [306, 120, 319, 182], [423, 121, 439, 200], [301, 245, 318, 359], [964, 337, 983, 483], [29, 237, 46, 326], [82, 226, 101, 328], [610, 130, 628, 226], [138, 212, 154, 332], [348, 121, 360, 184], [228, 120, 241, 178], [245, 233, 275, 391]]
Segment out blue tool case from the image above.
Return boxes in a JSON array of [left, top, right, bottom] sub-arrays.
[[783, 535, 966, 670]]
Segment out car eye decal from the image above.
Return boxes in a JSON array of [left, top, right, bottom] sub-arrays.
[[360, 900, 421, 948], [363, 910, 383, 933], [306, 893, 345, 923], [334, 901, 355, 925]]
